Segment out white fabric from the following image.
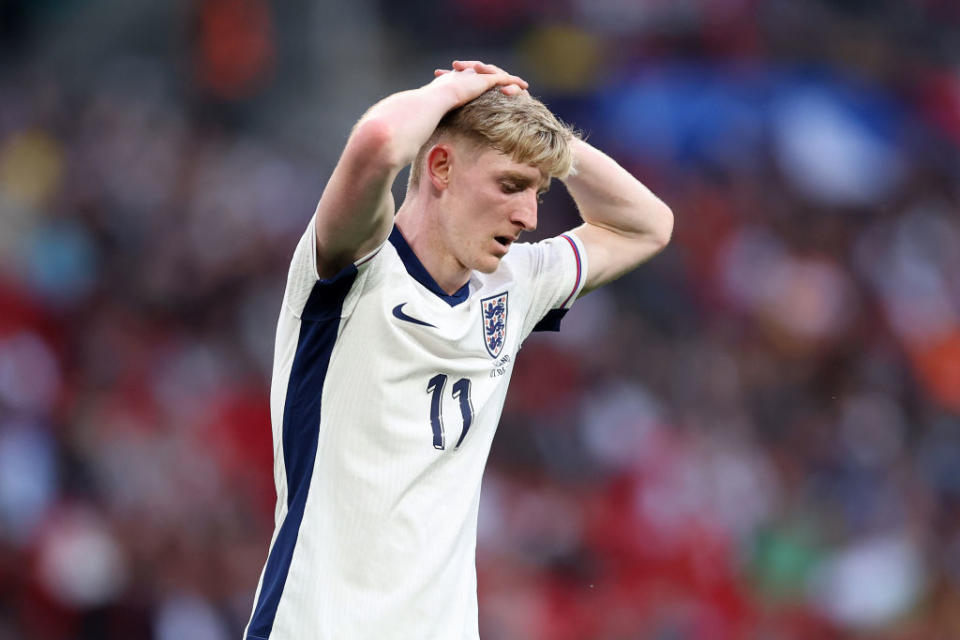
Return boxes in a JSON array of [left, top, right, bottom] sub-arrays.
[[247, 216, 587, 639]]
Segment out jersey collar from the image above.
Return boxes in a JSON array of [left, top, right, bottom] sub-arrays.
[[389, 226, 470, 307]]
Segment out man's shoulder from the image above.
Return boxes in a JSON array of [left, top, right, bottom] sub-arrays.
[[476, 236, 571, 287], [467, 243, 541, 302], [496, 234, 573, 273]]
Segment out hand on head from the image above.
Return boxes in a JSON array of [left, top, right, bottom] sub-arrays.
[[432, 60, 529, 101]]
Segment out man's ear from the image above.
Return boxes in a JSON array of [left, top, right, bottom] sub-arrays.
[[426, 144, 453, 191]]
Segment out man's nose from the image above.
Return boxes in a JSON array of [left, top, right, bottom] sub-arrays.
[[512, 190, 538, 231]]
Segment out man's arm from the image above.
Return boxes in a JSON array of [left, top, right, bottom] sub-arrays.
[[312, 64, 528, 277], [564, 137, 674, 294]]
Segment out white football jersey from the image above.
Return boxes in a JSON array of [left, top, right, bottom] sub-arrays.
[[245, 215, 587, 640]]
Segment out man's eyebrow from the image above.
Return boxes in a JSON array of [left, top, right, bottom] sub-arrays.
[[498, 171, 551, 191]]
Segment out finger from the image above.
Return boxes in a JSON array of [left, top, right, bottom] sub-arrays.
[[480, 62, 506, 74], [434, 69, 451, 76], [452, 60, 488, 72], [494, 73, 528, 89], [443, 66, 529, 91], [471, 68, 525, 84], [455, 60, 510, 77]]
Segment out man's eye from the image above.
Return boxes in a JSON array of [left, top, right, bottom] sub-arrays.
[[501, 183, 521, 193], [537, 191, 546, 203]]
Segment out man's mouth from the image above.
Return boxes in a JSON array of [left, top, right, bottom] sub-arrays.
[[494, 236, 512, 248]]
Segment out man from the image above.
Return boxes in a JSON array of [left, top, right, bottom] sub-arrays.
[[245, 60, 673, 639]]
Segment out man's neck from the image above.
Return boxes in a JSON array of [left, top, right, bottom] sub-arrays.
[[394, 198, 471, 295]]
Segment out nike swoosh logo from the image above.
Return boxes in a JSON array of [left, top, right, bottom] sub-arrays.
[[392, 303, 436, 328]]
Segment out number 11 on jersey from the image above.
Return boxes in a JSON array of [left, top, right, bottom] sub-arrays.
[[426, 374, 474, 450]]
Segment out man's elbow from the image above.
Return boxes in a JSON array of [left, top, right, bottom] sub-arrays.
[[350, 117, 407, 171], [645, 200, 674, 251]]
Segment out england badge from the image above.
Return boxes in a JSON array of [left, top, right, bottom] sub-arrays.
[[481, 292, 508, 358]]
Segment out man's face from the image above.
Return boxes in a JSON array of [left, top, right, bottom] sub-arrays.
[[437, 143, 549, 274]]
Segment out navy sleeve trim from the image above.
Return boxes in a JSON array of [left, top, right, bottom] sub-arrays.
[[559, 234, 583, 308], [532, 308, 568, 332], [301, 263, 360, 322], [246, 266, 357, 638]]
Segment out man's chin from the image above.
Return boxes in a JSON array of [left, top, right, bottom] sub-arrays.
[[473, 255, 503, 274]]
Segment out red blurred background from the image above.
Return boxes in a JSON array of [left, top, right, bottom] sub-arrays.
[[2, 0, 960, 638]]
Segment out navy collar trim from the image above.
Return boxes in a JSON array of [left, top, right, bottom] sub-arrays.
[[389, 226, 470, 307]]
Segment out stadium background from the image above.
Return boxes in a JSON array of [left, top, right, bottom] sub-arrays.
[[2, 0, 960, 638]]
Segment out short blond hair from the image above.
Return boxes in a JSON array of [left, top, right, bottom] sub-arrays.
[[408, 89, 577, 188]]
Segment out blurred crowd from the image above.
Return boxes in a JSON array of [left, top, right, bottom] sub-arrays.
[[2, 0, 960, 638]]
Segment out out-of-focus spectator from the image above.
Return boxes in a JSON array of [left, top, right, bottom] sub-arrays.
[[2, 0, 960, 638]]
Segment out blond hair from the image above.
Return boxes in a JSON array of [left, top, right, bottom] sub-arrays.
[[408, 89, 577, 188]]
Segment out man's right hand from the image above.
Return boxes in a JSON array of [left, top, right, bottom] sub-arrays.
[[311, 59, 528, 277], [431, 60, 528, 106]]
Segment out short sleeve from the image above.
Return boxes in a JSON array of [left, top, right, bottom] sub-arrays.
[[282, 215, 322, 318], [281, 214, 382, 320], [517, 232, 588, 339]]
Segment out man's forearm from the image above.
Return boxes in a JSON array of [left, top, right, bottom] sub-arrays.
[[354, 83, 464, 172], [354, 66, 529, 173], [311, 65, 528, 273], [564, 138, 673, 246]]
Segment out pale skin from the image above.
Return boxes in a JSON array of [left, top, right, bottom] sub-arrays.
[[312, 59, 673, 295]]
